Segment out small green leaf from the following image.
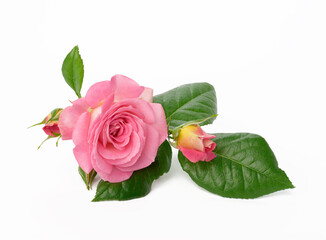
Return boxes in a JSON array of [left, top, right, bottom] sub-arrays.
[[178, 133, 294, 199], [92, 140, 172, 201], [62, 46, 84, 98], [153, 83, 217, 129]]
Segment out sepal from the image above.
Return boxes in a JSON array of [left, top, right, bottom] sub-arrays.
[[78, 167, 97, 190]]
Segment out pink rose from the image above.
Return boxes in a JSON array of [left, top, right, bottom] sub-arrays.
[[177, 124, 216, 163], [42, 108, 62, 137], [58, 75, 167, 183]]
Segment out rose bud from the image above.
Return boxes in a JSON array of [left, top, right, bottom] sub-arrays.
[[42, 108, 62, 137], [177, 124, 216, 163]]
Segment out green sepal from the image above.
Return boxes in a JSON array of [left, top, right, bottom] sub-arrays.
[[45, 108, 62, 123], [78, 167, 97, 190], [38, 136, 54, 149], [28, 120, 46, 129], [37, 133, 61, 149]]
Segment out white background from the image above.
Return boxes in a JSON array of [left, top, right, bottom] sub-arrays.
[[1, 0, 325, 239]]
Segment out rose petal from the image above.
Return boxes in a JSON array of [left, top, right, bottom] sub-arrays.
[[59, 98, 89, 140], [85, 81, 112, 108], [111, 75, 144, 102], [118, 125, 159, 171], [206, 151, 216, 162], [97, 132, 141, 165], [196, 127, 215, 139], [73, 143, 93, 174], [139, 87, 153, 102], [72, 112, 90, 146], [149, 103, 168, 144], [179, 146, 206, 163], [43, 124, 60, 137], [102, 99, 156, 126], [97, 166, 133, 183], [203, 139, 216, 151], [93, 151, 113, 174]]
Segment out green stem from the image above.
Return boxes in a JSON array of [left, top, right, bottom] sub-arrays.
[[76, 91, 82, 99]]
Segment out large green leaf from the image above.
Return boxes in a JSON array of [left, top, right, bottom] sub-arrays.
[[178, 133, 294, 199], [153, 83, 217, 129], [92, 140, 172, 201], [61, 46, 84, 98]]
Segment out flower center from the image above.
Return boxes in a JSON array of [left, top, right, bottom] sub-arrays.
[[109, 119, 126, 138], [110, 124, 121, 137]]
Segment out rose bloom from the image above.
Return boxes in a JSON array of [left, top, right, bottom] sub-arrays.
[[177, 124, 216, 163], [59, 75, 167, 182], [43, 109, 62, 137]]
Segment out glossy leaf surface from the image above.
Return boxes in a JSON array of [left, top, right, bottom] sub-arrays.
[[179, 133, 294, 198]]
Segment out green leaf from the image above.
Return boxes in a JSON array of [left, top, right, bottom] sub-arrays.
[[62, 46, 84, 98], [153, 83, 217, 129], [92, 140, 172, 201], [178, 133, 294, 199]]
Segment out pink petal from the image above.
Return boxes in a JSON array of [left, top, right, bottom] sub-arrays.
[[203, 133, 216, 139], [97, 132, 141, 164], [206, 151, 216, 162], [72, 112, 90, 146], [93, 151, 113, 174], [118, 125, 160, 172], [96, 93, 114, 119], [179, 146, 206, 163], [42, 124, 60, 137], [149, 103, 168, 144], [111, 75, 144, 102], [204, 140, 216, 151], [85, 81, 112, 108], [112, 121, 145, 168], [59, 98, 89, 140], [196, 127, 215, 140], [103, 99, 156, 124], [97, 166, 133, 183], [139, 87, 153, 102], [73, 143, 93, 174]]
